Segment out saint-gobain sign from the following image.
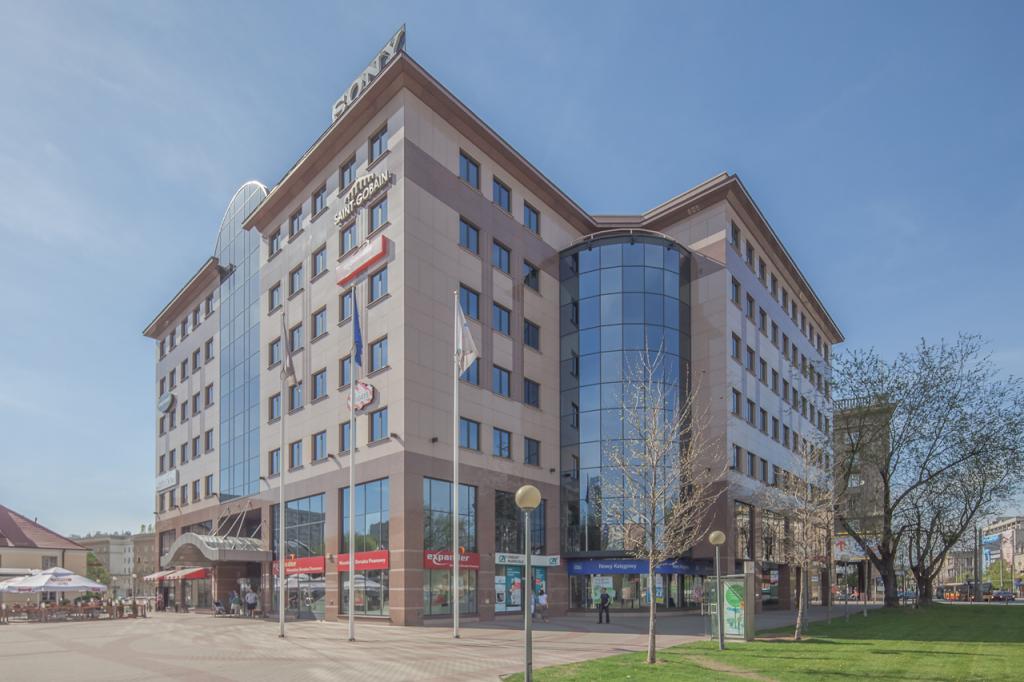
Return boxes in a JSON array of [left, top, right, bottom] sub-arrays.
[[332, 25, 406, 120], [334, 172, 392, 226], [347, 380, 375, 410]]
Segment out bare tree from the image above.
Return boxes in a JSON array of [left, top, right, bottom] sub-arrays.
[[605, 347, 724, 664], [760, 435, 835, 639], [833, 335, 1024, 607]]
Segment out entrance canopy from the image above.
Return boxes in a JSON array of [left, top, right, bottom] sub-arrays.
[[142, 569, 176, 582], [160, 532, 271, 569], [164, 567, 211, 581]]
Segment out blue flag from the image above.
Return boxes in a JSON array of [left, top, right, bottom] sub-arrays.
[[353, 302, 363, 367]]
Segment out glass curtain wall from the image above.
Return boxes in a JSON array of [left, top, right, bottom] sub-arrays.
[[341, 478, 390, 616], [423, 478, 478, 615], [271, 493, 326, 620], [558, 235, 691, 554], [217, 181, 267, 500]]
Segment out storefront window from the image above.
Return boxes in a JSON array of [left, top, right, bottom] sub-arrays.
[[423, 477, 477, 615], [735, 501, 753, 562], [495, 491, 546, 554], [340, 478, 390, 616], [342, 569, 389, 616], [271, 493, 326, 620]]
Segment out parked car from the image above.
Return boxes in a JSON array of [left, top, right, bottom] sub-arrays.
[[991, 590, 1015, 602], [897, 590, 917, 600]]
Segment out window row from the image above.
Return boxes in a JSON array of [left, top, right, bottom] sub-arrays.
[[158, 294, 215, 359], [266, 408, 390, 475], [158, 474, 215, 512], [729, 388, 823, 452], [457, 222, 541, 292], [458, 357, 541, 407], [458, 151, 541, 235], [158, 385, 215, 435], [459, 284, 541, 351], [159, 339, 215, 396], [458, 417, 541, 465], [158, 430, 216, 473]]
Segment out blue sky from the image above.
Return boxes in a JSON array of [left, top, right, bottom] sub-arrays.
[[0, 1, 1021, 536]]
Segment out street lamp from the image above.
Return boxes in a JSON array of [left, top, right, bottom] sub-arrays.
[[516, 484, 542, 682], [709, 530, 726, 651]]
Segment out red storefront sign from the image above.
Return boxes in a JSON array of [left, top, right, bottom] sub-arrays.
[[337, 550, 390, 572], [336, 234, 390, 287], [422, 550, 481, 570], [272, 556, 326, 576]]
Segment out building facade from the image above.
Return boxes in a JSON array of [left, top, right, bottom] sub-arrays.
[[0, 505, 90, 605], [144, 31, 841, 623], [75, 534, 134, 598]]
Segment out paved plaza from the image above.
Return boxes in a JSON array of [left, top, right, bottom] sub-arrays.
[[0, 605, 866, 681]]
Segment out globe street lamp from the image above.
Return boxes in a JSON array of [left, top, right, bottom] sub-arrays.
[[709, 530, 726, 651], [516, 484, 542, 682]]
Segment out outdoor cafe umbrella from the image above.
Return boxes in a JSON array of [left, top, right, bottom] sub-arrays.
[[0, 567, 107, 594]]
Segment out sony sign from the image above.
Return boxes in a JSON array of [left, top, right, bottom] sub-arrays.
[[332, 25, 407, 120]]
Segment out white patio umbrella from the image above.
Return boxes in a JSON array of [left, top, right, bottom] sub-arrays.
[[0, 567, 107, 594]]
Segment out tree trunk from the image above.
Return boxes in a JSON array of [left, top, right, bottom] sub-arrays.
[[881, 562, 899, 608], [647, 565, 657, 664], [794, 565, 805, 640]]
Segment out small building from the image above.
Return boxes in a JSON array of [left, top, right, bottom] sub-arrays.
[[0, 504, 90, 604]]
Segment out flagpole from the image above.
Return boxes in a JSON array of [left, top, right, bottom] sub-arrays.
[[452, 289, 460, 639], [278, 321, 288, 638], [348, 282, 358, 642]]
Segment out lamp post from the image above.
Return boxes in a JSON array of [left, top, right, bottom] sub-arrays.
[[709, 530, 726, 651], [515, 485, 542, 682]]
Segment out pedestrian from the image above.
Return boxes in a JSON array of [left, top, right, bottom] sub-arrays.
[[538, 589, 549, 623], [229, 590, 240, 616], [245, 589, 258, 618], [597, 587, 611, 624]]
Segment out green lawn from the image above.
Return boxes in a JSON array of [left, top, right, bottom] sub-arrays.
[[505, 605, 1024, 681]]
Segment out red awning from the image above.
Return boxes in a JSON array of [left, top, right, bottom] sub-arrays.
[[163, 567, 210, 580], [142, 569, 176, 582]]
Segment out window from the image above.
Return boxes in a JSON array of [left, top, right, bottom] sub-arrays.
[[192, 349, 201, 372], [269, 229, 282, 256], [340, 479, 391, 616], [340, 157, 356, 189], [523, 319, 540, 350], [731, 389, 741, 415], [459, 285, 479, 319], [758, 257, 766, 283], [783, 425, 791, 447], [192, 479, 201, 502], [289, 210, 302, 238], [159, 377, 166, 395], [459, 218, 479, 253], [759, 308, 767, 333], [759, 408, 768, 432], [369, 126, 388, 163], [204, 429, 214, 452], [341, 223, 357, 254], [180, 402, 188, 423], [181, 442, 189, 463], [370, 197, 388, 232], [168, 448, 176, 468], [770, 273, 778, 298], [745, 241, 754, 266], [312, 185, 327, 215], [745, 347, 755, 372], [159, 340, 166, 358], [205, 383, 214, 407], [730, 277, 741, 304], [269, 393, 282, 421], [269, 283, 282, 311], [493, 365, 511, 397], [169, 331, 176, 350], [772, 417, 780, 441], [269, 338, 282, 367], [523, 202, 540, 234], [289, 382, 304, 411], [731, 445, 741, 469], [290, 323, 304, 352], [340, 289, 353, 321], [460, 358, 479, 385], [370, 267, 388, 302], [745, 294, 754, 319], [168, 489, 176, 508], [492, 303, 510, 334], [492, 177, 511, 212], [524, 437, 540, 465], [492, 428, 512, 458], [309, 307, 327, 340], [761, 458, 769, 482], [340, 355, 352, 387], [459, 151, 480, 188], [771, 322, 779, 346], [180, 485, 188, 506], [312, 369, 327, 400], [423, 478, 478, 615], [370, 337, 388, 371], [731, 333, 741, 360], [312, 245, 327, 278], [759, 358, 768, 383], [523, 378, 540, 407], [205, 475, 214, 497], [771, 370, 779, 393], [339, 422, 351, 451], [747, 451, 756, 477], [180, 319, 188, 339], [289, 440, 302, 469], [491, 241, 510, 273], [370, 407, 388, 441], [192, 436, 200, 459], [522, 261, 539, 291], [159, 454, 166, 473], [169, 369, 176, 388], [205, 294, 214, 316], [459, 417, 480, 450], [745, 399, 755, 423], [729, 222, 740, 250], [289, 265, 304, 295], [312, 430, 327, 461]]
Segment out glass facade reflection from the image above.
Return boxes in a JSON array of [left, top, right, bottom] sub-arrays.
[[216, 181, 267, 500], [559, 235, 691, 554]]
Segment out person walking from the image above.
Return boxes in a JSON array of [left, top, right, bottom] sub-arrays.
[[597, 587, 611, 624], [245, 589, 258, 618], [538, 589, 549, 623]]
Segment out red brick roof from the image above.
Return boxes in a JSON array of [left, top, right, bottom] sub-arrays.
[[0, 504, 86, 551]]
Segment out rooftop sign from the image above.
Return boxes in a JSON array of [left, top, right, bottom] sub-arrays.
[[332, 25, 406, 120]]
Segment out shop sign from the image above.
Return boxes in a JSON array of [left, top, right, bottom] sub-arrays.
[[273, 556, 326, 576], [567, 558, 707, 575], [334, 172, 393, 226], [495, 553, 560, 567], [336, 234, 390, 287], [347, 380, 375, 410], [337, 550, 389, 571], [157, 392, 176, 414], [423, 550, 480, 570], [332, 25, 406, 120], [155, 468, 178, 493]]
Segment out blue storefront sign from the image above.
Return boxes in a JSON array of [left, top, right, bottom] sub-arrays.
[[567, 558, 710, 576]]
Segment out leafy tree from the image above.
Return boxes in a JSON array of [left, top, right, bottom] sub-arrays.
[[86, 551, 110, 586]]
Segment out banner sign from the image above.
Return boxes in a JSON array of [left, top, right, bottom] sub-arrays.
[[423, 550, 480, 570], [347, 381, 375, 410], [155, 469, 178, 493], [495, 553, 560, 567], [567, 558, 709, 575], [336, 234, 390, 287], [337, 550, 390, 572], [273, 556, 326, 576]]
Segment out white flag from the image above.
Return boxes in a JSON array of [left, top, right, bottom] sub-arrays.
[[455, 304, 479, 375], [281, 311, 297, 387]]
